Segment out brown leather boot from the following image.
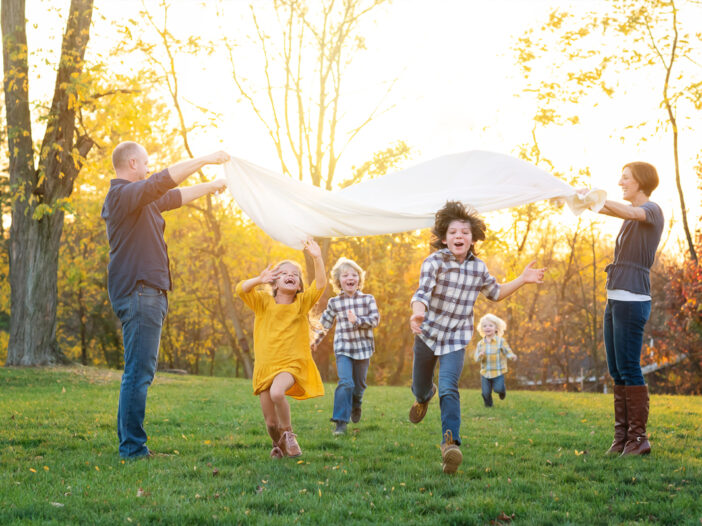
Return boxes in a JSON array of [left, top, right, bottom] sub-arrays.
[[605, 385, 627, 455], [621, 385, 651, 456]]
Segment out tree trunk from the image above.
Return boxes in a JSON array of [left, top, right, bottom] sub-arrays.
[[78, 285, 88, 365], [2, 0, 94, 366], [7, 210, 68, 365], [304, 237, 333, 380]]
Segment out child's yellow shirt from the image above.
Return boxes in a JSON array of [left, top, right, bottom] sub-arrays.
[[236, 281, 325, 400]]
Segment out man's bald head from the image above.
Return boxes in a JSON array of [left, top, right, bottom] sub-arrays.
[[112, 141, 146, 171]]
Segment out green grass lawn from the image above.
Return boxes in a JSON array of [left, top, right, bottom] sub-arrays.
[[1, 367, 700, 525]]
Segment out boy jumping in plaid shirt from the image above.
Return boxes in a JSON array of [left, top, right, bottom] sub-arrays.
[[474, 313, 516, 408], [312, 257, 379, 436], [409, 201, 545, 474]]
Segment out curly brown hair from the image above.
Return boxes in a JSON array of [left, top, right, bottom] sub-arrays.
[[430, 200, 486, 255]]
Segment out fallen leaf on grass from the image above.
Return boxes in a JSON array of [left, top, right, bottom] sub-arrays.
[[136, 488, 150, 498], [29, 468, 37, 473], [212, 468, 220, 477], [50, 502, 64, 507], [574, 450, 588, 456], [489, 511, 515, 524], [256, 485, 264, 494]]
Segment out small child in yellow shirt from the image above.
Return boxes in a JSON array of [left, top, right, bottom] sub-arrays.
[[236, 239, 327, 459], [473, 313, 517, 408]]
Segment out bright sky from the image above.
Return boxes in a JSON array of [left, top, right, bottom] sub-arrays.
[[21, 0, 702, 253]]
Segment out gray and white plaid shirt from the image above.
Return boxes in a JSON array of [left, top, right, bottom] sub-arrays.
[[411, 248, 501, 356], [314, 291, 379, 360]]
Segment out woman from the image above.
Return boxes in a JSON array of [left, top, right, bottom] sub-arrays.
[[598, 162, 664, 456]]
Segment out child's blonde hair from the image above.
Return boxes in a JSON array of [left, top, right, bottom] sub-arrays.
[[270, 259, 304, 297], [330, 257, 365, 294], [477, 313, 506, 337]]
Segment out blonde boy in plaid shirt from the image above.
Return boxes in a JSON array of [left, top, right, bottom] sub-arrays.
[[474, 313, 516, 408], [312, 258, 379, 436], [409, 201, 545, 474]]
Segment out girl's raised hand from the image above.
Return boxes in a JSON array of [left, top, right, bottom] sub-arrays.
[[259, 264, 281, 284], [303, 238, 322, 258], [521, 261, 546, 284]]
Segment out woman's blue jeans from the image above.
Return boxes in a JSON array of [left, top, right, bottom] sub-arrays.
[[411, 336, 465, 445], [332, 355, 370, 423], [481, 374, 505, 407], [112, 284, 168, 459], [603, 299, 651, 386]]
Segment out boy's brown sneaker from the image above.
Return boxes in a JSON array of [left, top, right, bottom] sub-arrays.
[[441, 430, 462, 474], [409, 383, 437, 424], [279, 430, 302, 457], [351, 407, 362, 423]]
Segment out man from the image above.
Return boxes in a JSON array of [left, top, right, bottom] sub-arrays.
[[102, 141, 229, 459]]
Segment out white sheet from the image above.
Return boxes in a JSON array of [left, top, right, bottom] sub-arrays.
[[222, 150, 605, 248]]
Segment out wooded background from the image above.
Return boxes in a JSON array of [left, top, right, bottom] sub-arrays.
[[1, 0, 700, 393]]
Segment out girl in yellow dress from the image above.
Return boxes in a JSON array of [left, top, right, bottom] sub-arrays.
[[236, 239, 327, 458]]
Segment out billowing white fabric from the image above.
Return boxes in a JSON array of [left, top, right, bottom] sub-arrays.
[[222, 150, 605, 248]]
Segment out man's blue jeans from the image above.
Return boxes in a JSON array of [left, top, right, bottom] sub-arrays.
[[603, 299, 651, 386], [480, 374, 505, 407], [411, 336, 465, 445], [332, 355, 370, 423], [112, 283, 168, 459]]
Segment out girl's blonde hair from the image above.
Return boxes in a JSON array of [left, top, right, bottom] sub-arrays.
[[330, 257, 365, 294], [270, 259, 304, 297], [477, 313, 506, 337]]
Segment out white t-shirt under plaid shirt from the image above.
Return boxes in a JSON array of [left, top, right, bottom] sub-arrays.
[[314, 291, 379, 360], [411, 248, 501, 356]]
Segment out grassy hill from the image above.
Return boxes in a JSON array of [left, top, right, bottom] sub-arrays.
[[1, 367, 700, 525]]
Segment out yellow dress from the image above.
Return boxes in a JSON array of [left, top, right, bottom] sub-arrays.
[[236, 281, 325, 400]]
